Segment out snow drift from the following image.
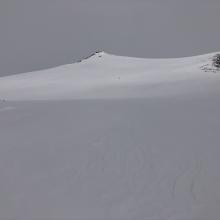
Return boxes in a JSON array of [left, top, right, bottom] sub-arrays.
[[0, 52, 220, 220]]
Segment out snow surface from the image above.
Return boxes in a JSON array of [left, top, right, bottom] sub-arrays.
[[0, 51, 220, 100], [0, 52, 220, 220]]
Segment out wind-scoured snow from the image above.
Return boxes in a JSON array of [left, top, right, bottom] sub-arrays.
[[0, 52, 220, 220], [0, 51, 219, 100]]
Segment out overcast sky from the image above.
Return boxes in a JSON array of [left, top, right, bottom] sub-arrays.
[[1, 0, 220, 76]]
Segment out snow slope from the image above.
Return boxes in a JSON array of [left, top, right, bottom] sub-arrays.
[[0, 51, 220, 100], [0, 52, 220, 220]]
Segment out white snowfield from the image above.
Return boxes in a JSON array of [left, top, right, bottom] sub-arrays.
[[0, 52, 220, 220], [0, 51, 220, 100]]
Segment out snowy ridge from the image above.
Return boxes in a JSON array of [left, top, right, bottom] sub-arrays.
[[1, 52, 220, 220], [0, 51, 219, 100]]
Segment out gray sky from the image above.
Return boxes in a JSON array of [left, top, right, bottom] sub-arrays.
[[1, 0, 220, 76]]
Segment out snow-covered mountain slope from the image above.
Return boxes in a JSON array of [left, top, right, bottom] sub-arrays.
[[0, 52, 220, 220], [0, 51, 219, 100]]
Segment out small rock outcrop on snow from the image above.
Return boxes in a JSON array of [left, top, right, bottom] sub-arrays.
[[200, 53, 220, 73], [77, 51, 105, 63], [212, 54, 220, 68]]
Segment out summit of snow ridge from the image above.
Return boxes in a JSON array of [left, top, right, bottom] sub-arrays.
[[77, 51, 107, 63]]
